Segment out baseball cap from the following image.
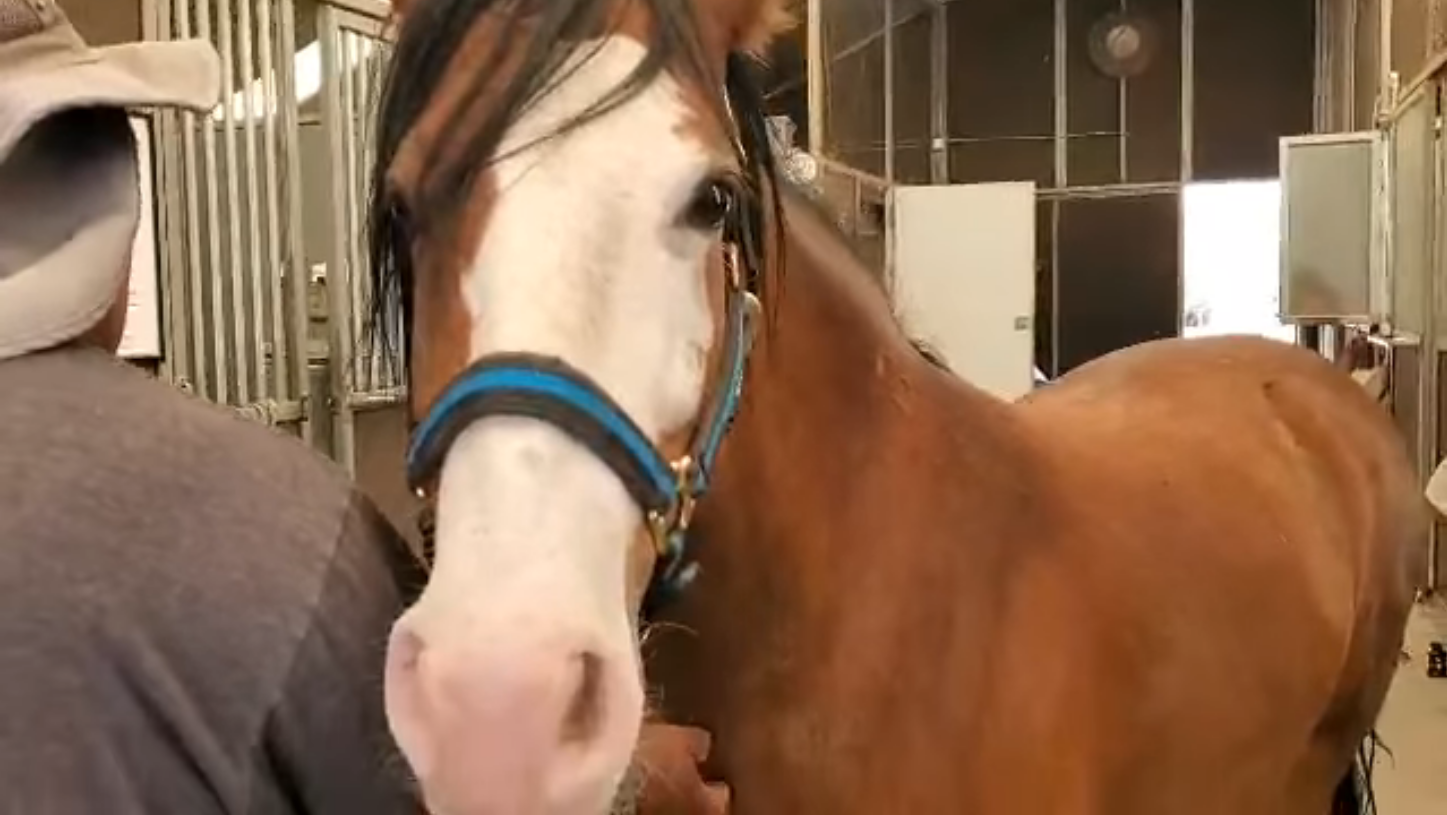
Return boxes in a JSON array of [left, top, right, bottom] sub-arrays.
[[0, 0, 220, 360]]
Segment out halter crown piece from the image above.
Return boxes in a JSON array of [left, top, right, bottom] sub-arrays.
[[405, 193, 764, 618]]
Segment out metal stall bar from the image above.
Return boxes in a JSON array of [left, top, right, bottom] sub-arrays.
[[881, 0, 895, 290], [238, 0, 268, 404], [197, 0, 228, 406], [319, 3, 358, 471], [1051, 0, 1069, 369], [883, 0, 895, 186], [1313, 0, 1330, 132], [258, 0, 287, 403], [1176, 0, 1197, 336], [1181, 0, 1194, 179], [316, 1, 397, 472], [1311, 0, 1362, 133], [1119, 2, 1130, 179], [339, 29, 365, 396], [1380, 0, 1395, 118], [218, 0, 253, 407], [806, 0, 824, 155], [145, 3, 170, 381], [278, 0, 314, 442], [1344, 0, 1358, 128], [1053, 0, 1068, 187], [150, 0, 191, 388], [1429, 78, 1446, 592], [928, 0, 948, 183], [177, 1, 209, 397]]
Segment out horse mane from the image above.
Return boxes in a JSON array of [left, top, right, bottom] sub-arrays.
[[365, 0, 785, 381], [909, 338, 950, 370]]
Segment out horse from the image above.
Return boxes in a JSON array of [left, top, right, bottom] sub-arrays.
[[363, 1, 1422, 814], [642, 190, 1420, 815]]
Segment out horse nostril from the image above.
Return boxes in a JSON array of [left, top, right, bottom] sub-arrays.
[[560, 651, 606, 746], [392, 625, 426, 674]]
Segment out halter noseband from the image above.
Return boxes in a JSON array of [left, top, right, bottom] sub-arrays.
[[406, 199, 764, 616]]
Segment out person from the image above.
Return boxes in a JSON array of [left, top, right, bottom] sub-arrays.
[[0, 2, 423, 811]]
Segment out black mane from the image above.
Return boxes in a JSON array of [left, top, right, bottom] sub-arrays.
[[366, 0, 784, 379]]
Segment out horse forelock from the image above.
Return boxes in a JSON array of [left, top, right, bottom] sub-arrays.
[[366, 0, 788, 418]]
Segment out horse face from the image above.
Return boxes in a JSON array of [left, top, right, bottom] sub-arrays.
[[369, 1, 789, 813]]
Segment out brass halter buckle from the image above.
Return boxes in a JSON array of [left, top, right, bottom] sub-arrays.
[[646, 455, 701, 559]]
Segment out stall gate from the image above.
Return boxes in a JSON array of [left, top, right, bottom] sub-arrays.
[[815, 157, 890, 285], [147, 0, 399, 476], [151, 0, 311, 434], [1280, 79, 1444, 591], [316, 2, 402, 473]]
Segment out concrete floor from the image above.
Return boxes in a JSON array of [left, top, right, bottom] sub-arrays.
[[1374, 598, 1447, 813]]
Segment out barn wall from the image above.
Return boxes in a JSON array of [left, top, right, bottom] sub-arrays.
[[804, 0, 1318, 376], [818, 0, 886, 175], [951, 0, 1314, 374], [1317, 0, 1382, 131], [1320, 0, 1447, 590], [1193, 0, 1316, 179], [1052, 195, 1181, 372], [1357, 0, 1382, 125], [945, 0, 1054, 188]]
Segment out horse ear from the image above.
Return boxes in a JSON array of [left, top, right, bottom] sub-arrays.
[[716, 0, 796, 55]]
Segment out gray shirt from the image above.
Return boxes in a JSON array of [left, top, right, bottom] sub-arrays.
[[0, 346, 423, 814]]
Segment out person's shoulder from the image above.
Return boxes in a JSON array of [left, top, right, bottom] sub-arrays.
[[19, 348, 360, 531], [153, 385, 345, 489]]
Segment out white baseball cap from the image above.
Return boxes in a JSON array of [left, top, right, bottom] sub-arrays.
[[0, 0, 220, 359]]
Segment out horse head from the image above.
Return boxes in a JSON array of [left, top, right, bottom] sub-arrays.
[[365, 0, 791, 812]]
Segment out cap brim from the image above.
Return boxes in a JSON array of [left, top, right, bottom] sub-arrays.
[[0, 204, 137, 362], [0, 117, 141, 360], [0, 38, 220, 164]]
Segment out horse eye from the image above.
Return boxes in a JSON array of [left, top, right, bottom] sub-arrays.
[[682, 177, 735, 231]]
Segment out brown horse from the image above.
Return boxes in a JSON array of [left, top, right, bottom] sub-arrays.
[[646, 193, 1422, 815], [364, 1, 1421, 813]]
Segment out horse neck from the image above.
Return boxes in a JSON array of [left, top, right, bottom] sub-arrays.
[[676, 196, 1042, 771], [708, 193, 1035, 576]]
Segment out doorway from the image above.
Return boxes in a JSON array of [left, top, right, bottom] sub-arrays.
[[1181, 179, 1295, 343]]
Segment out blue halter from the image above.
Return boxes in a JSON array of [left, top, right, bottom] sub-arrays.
[[406, 242, 760, 616]]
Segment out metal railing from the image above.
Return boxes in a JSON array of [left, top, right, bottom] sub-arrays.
[[150, 0, 312, 439], [815, 156, 889, 285], [317, 1, 402, 473], [147, 0, 400, 473]]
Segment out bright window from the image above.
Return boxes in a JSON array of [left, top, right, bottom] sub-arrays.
[[1181, 180, 1296, 343]]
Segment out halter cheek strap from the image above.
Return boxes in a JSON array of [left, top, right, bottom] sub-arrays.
[[405, 276, 759, 617]]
